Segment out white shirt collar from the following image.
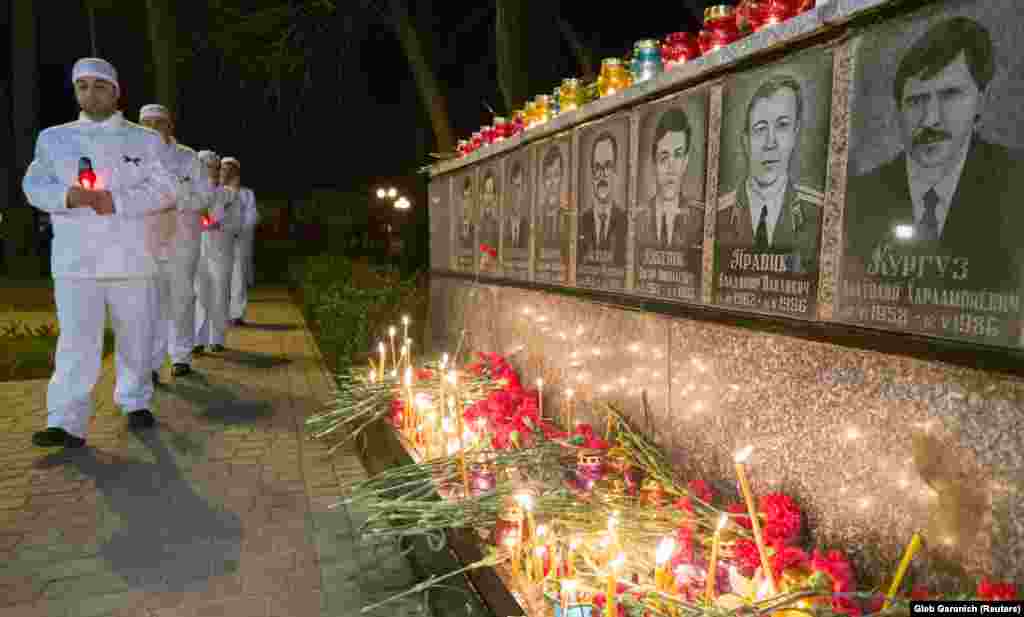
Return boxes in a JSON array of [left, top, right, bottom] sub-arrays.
[[655, 197, 682, 242], [77, 110, 124, 129], [746, 174, 788, 246], [906, 134, 971, 237]]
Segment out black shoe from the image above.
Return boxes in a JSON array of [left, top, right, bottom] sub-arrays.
[[192, 345, 205, 356], [127, 409, 156, 430], [32, 427, 86, 448], [172, 363, 191, 377], [208, 344, 225, 353]]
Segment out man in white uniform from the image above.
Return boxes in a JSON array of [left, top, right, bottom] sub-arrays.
[[194, 156, 241, 352], [23, 58, 176, 448], [227, 159, 258, 325], [138, 104, 215, 378]]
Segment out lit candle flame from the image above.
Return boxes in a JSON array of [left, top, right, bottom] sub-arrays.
[[563, 579, 578, 592], [734, 445, 754, 464], [717, 513, 729, 532], [404, 366, 412, 386], [537, 525, 548, 537], [402, 315, 410, 326], [565, 388, 575, 399], [535, 546, 546, 557], [515, 494, 533, 511], [447, 370, 457, 386], [610, 554, 625, 569], [388, 326, 396, 337], [536, 378, 544, 389], [655, 537, 676, 565], [378, 342, 385, 353], [441, 352, 449, 369]]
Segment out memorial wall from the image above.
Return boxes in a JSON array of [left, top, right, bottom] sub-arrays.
[[427, 0, 1024, 586]]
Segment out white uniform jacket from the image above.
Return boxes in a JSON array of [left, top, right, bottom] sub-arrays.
[[22, 111, 177, 279], [202, 187, 243, 261], [161, 140, 216, 253]]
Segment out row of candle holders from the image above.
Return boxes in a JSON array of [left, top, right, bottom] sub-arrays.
[[456, 1, 816, 158]]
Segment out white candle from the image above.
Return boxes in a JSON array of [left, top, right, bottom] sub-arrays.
[[536, 378, 545, 420]]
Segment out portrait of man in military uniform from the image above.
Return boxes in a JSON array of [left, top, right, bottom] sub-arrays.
[[579, 131, 628, 267], [478, 168, 501, 248], [716, 74, 823, 274]]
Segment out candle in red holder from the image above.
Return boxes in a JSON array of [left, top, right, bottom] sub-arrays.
[[663, 32, 701, 67], [762, 0, 798, 27], [481, 125, 495, 145], [470, 131, 482, 152], [457, 139, 470, 158], [493, 116, 509, 142], [699, 5, 741, 55], [512, 109, 526, 135]]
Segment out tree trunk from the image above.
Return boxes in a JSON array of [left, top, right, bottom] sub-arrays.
[[494, 0, 564, 113], [145, 0, 177, 115], [9, 0, 39, 266], [386, 0, 454, 154]]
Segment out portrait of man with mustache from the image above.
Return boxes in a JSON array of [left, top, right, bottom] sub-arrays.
[[845, 16, 1024, 291]]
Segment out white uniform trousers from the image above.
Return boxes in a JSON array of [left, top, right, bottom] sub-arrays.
[[195, 250, 235, 346], [48, 277, 157, 438], [167, 239, 201, 364], [229, 231, 253, 321], [151, 259, 172, 372]]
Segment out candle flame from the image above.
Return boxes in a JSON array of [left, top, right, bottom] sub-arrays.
[[388, 326, 396, 337], [515, 494, 533, 510], [610, 554, 625, 569], [404, 366, 413, 386], [734, 445, 754, 463], [535, 546, 546, 557], [565, 388, 575, 399], [402, 315, 410, 325], [378, 342, 385, 353], [536, 378, 544, 389], [537, 525, 548, 537], [717, 513, 729, 532], [655, 537, 676, 565], [447, 370, 457, 386], [441, 352, 449, 369], [563, 579, 578, 592], [504, 536, 517, 548]]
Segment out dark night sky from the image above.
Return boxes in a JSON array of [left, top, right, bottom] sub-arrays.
[[28, 1, 710, 201]]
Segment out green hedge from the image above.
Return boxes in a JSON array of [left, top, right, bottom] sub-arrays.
[[294, 255, 425, 371]]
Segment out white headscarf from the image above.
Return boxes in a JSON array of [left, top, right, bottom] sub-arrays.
[[72, 57, 119, 92]]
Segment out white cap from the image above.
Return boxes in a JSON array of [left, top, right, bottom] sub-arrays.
[[139, 104, 171, 121], [72, 58, 119, 91], [197, 150, 220, 164], [221, 157, 240, 168]]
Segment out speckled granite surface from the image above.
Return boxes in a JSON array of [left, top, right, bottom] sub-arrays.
[[429, 276, 1024, 589]]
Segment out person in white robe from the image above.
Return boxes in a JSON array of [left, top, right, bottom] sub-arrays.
[[194, 156, 241, 352], [23, 58, 177, 448], [138, 104, 216, 378], [227, 159, 258, 324]]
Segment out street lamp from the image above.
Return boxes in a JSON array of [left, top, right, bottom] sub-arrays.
[[376, 188, 386, 199], [388, 187, 398, 199], [394, 197, 411, 210]]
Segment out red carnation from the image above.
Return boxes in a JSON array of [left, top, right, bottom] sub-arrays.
[[479, 243, 497, 258], [770, 542, 809, 580], [978, 578, 1017, 601], [727, 503, 752, 529], [688, 480, 715, 505], [415, 368, 434, 380], [729, 538, 761, 576], [761, 493, 802, 545], [811, 549, 860, 616], [911, 585, 931, 600]]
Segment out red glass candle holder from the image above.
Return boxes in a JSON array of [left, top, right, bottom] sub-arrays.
[[470, 131, 482, 152], [761, 0, 798, 28], [699, 5, 740, 55], [457, 139, 470, 158], [663, 32, 701, 66], [480, 125, 495, 145], [493, 116, 510, 142]]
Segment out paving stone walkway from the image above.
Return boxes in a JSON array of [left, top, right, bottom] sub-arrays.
[[0, 287, 424, 617]]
